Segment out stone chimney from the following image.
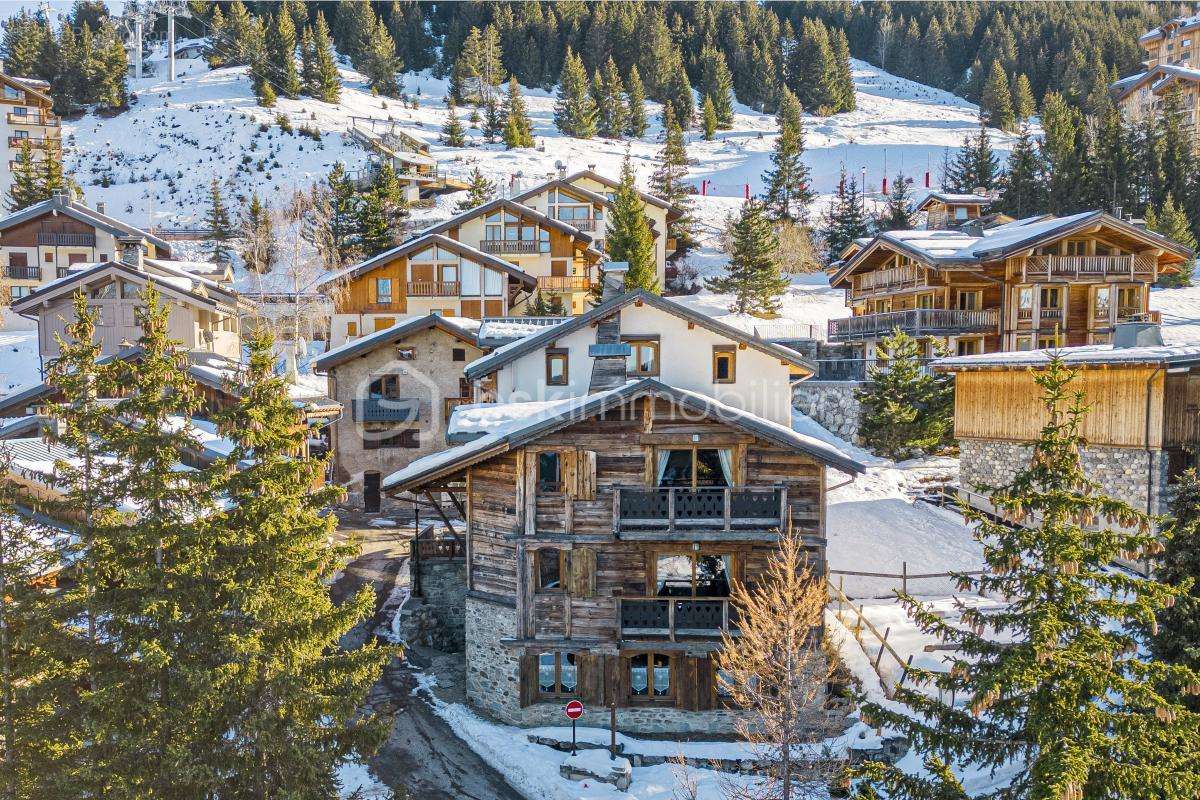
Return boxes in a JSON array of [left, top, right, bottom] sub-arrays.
[[587, 263, 632, 394], [600, 262, 628, 302], [1113, 320, 1164, 349], [556, 160, 567, 180], [96, 201, 105, 215], [118, 235, 145, 269]]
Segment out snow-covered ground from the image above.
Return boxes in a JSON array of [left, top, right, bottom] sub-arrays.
[[0, 330, 41, 395]]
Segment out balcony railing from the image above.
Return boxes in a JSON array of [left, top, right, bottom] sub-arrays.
[[5, 265, 39, 280], [557, 217, 597, 231], [537, 275, 590, 292], [828, 308, 999, 342], [479, 239, 542, 255], [352, 397, 420, 422], [1019, 254, 1157, 280], [37, 232, 95, 247], [7, 113, 58, 127], [852, 264, 925, 296], [812, 358, 935, 382], [406, 280, 459, 297], [619, 597, 738, 637], [8, 136, 59, 150], [613, 485, 785, 534]]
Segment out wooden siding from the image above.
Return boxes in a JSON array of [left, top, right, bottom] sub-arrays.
[[1162, 372, 1200, 448], [954, 366, 1165, 448], [338, 253, 409, 314]]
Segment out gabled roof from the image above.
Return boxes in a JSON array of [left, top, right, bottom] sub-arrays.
[[410, 198, 602, 255], [0, 72, 51, 104], [934, 342, 1200, 371], [316, 232, 538, 290], [1140, 14, 1200, 43], [830, 210, 1193, 287], [463, 290, 815, 380], [1112, 63, 1200, 101], [508, 177, 663, 237], [561, 169, 680, 220], [382, 377, 865, 492], [915, 191, 992, 212], [11, 258, 245, 317], [314, 314, 481, 371], [0, 195, 172, 255]]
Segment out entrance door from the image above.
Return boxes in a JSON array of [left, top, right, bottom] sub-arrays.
[[364, 471, 381, 512]]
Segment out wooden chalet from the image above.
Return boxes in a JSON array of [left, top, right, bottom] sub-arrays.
[[382, 378, 863, 732]]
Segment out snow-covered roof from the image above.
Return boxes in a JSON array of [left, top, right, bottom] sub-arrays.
[[1140, 14, 1200, 43], [409, 198, 603, 258], [316, 232, 538, 290], [476, 317, 570, 348], [915, 191, 993, 211], [382, 378, 865, 492], [934, 342, 1200, 371], [464, 290, 814, 379], [447, 396, 586, 440], [0, 195, 172, 254], [314, 313, 481, 370]]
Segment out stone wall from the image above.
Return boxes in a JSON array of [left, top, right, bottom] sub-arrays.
[[465, 597, 747, 735], [959, 438, 1171, 515], [417, 557, 467, 640], [793, 381, 864, 444]]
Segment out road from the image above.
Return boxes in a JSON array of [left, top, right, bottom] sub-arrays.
[[332, 527, 526, 800]]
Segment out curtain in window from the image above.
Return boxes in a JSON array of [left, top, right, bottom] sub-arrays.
[[656, 449, 671, 484], [716, 448, 733, 486]]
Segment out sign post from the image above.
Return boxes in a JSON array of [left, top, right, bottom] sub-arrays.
[[609, 702, 617, 760], [564, 700, 584, 755]]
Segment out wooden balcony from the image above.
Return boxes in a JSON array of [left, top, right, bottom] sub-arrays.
[[1018, 254, 1157, 281], [619, 597, 738, 637], [7, 113, 58, 127], [352, 397, 420, 422], [37, 232, 95, 247], [5, 265, 39, 280], [559, 217, 597, 231], [828, 308, 999, 342], [851, 264, 926, 297], [8, 136, 59, 150], [613, 485, 785, 538], [406, 280, 459, 297], [479, 239, 542, 255], [538, 275, 590, 292]]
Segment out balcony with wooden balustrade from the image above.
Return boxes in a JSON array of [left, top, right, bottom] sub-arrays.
[[619, 597, 739, 638], [8, 136, 59, 150], [406, 280, 460, 297], [537, 275, 591, 292], [479, 239, 543, 255], [828, 308, 999, 342], [7, 113, 58, 127], [850, 264, 927, 298], [612, 485, 786, 539], [1016, 254, 1157, 281]]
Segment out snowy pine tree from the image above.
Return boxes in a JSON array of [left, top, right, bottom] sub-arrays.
[[625, 66, 648, 138], [554, 48, 596, 138], [456, 167, 496, 212], [596, 58, 627, 139], [705, 199, 789, 316], [204, 179, 234, 264], [876, 172, 916, 231], [442, 101, 466, 146], [762, 89, 814, 223], [980, 60, 1015, 132], [822, 169, 870, 262], [266, 8, 301, 99], [501, 77, 534, 149], [607, 156, 657, 293], [855, 329, 952, 459], [651, 105, 698, 257]]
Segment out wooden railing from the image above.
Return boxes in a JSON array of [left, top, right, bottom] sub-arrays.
[[619, 597, 738, 638], [613, 485, 785, 534], [415, 538, 463, 559], [479, 239, 542, 255], [8, 136, 59, 149], [1019, 254, 1156, 280], [7, 113, 58, 126], [538, 275, 590, 291], [558, 217, 597, 231], [352, 397, 420, 422], [37, 232, 95, 247], [5, 265, 39, 280], [406, 280, 459, 297], [853, 264, 925, 296], [828, 308, 999, 341]]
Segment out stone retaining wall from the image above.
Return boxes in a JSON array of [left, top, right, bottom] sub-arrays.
[[793, 381, 864, 444]]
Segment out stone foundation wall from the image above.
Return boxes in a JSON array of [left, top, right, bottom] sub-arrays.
[[959, 438, 1171, 515], [465, 597, 746, 735], [418, 558, 467, 638], [793, 381, 864, 443]]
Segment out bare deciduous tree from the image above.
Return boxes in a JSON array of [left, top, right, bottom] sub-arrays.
[[715, 527, 841, 800]]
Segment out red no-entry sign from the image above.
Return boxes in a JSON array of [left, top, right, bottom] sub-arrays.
[[564, 700, 585, 720]]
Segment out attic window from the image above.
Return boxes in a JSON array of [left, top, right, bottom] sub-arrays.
[[396, 347, 415, 360], [452, 347, 466, 362], [712, 346, 736, 384], [546, 349, 568, 385]]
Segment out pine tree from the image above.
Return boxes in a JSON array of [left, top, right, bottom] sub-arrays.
[[359, 14, 401, 97], [1013, 72, 1036, 123], [40, 151, 73, 203], [456, 167, 495, 212], [876, 172, 916, 231], [267, 9, 301, 99], [762, 89, 814, 223], [660, 48, 695, 128], [482, 94, 502, 142], [526, 292, 567, 316], [371, 161, 409, 236], [247, 17, 275, 107], [501, 76, 534, 149], [298, 24, 317, 96], [790, 19, 838, 115], [441, 101, 466, 146], [307, 12, 341, 103], [596, 58, 627, 138], [203, 329, 392, 797], [854, 330, 952, 459], [554, 47, 596, 138], [702, 96, 718, 140], [857, 356, 1200, 800], [242, 193, 276, 272], [625, 66, 648, 138], [607, 156, 657, 293], [700, 46, 735, 129], [830, 26, 856, 113], [6, 141, 40, 212], [205, 179, 234, 263], [996, 122, 1047, 219], [357, 190, 394, 257], [651, 105, 698, 257], [1152, 467, 1200, 707], [1041, 91, 1089, 214], [945, 122, 999, 193], [705, 199, 788, 316], [327, 163, 360, 262], [1151, 193, 1197, 287], [452, 25, 504, 105], [980, 60, 1015, 132], [822, 169, 870, 262]]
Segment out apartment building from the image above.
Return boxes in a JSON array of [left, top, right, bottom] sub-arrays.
[[1112, 13, 1200, 135], [0, 70, 61, 202]]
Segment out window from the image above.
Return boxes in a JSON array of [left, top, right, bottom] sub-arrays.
[[1040, 286, 1062, 309], [712, 346, 736, 384], [629, 653, 671, 699], [368, 375, 402, 399], [546, 349, 568, 385], [954, 205, 968, 220], [1064, 239, 1088, 256], [347, 321, 358, 337], [89, 281, 117, 299], [916, 293, 934, 309], [537, 652, 578, 696], [536, 547, 565, 591], [1014, 336, 1033, 351], [1092, 332, 1112, 344], [362, 427, 420, 449], [955, 338, 981, 356], [1038, 334, 1059, 349], [655, 448, 732, 487], [9, 285, 30, 300], [44, 251, 53, 262], [655, 552, 734, 597], [956, 290, 981, 311], [8, 252, 27, 267], [1118, 285, 1142, 315], [396, 347, 415, 360], [374, 317, 395, 332], [537, 451, 562, 493], [452, 347, 466, 362], [9, 106, 25, 117], [1094, 286, 1112, 319], [376, 277, 393, 304], [1018, 287, 1034, 309], [3, 86, 21, 101], [625, 338, 659, 376]]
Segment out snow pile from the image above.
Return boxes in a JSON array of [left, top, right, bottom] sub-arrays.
[[1152, 284, 1200, 343], [335, 761, 391, 799], [0, 331, 41, 395]]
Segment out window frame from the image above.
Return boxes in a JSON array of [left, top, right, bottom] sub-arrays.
[[536, 450, 563, 494], [651, 549, 737, 598], [452, 347, 467, 362], [362, 426, 420, 450], [712, 346, 736, 384], [534, 547, 567, 593], [536, 651, 579, 698], [624, 337, 660, 377], [627, 651, 674, 702], [375, 277, 393, 304], [956, 290, 982, 311], [545, 348, 569, 386], [955, 337, 982, 356]]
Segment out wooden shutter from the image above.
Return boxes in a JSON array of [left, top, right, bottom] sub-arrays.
[[561, 449, 578, 498], [576, 449, 597, 500], [577, 653, 604, 704], [568, 547, 596, 598], [677, 655, 701, 710], [695, 656, 715, 711], [518, 653, 537, 707], [367, 277, 376, 303]]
